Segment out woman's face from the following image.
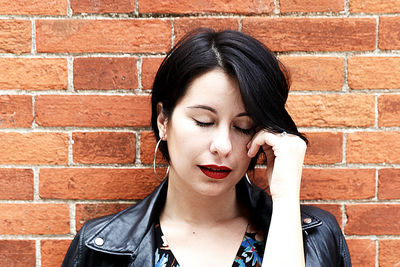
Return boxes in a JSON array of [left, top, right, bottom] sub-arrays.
[[158, 69, 255, 197]]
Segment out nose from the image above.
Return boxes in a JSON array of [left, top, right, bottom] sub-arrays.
[[210, 126, 232, 157]]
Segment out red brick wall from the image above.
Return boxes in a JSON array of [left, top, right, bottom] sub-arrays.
[[0, 1, 399, 266]]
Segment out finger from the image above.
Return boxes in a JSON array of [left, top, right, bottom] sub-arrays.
[[247, 131, 281, 157]]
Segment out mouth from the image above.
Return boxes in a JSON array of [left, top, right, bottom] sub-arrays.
[[198, 165, 232, 179]]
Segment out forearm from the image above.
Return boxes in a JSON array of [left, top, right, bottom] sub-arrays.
[[262, 200, 305, 267]]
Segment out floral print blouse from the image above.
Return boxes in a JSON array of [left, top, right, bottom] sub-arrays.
[[154, 222, 265, 267]]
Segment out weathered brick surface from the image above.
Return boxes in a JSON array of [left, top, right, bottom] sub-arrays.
[[39, 168, 160, 200], [301, 169, 375, 200], [0, 2, 399, 266], [73, 132, 136, 164], [378, 94, 400, 127], [141, 57, 164, 90], [379, 239, 400, 267], [0, 169, 33, 200], [174, 18, 239, 42], [347, 132, 400, 163], [286, 94, 375, 127], [346, 239, 376, 266], [41, 240, 71, 267], [279, 56, 344, 91], [0, 132, 68, 164], [140, 131, 167, 164], [348, 57, 400, 89], [0, 0, 67, 15], [242, 18, 376, 52], [76, 203, 132, 230], [0, 95, 32, 128], [139, 0, 274, 14], [35, 95, 151, 127], [0, 204, 69, 234], [36, 20, 171, 53], [379, 169, 400, 200], [0, 240, 35, 267], [304, 132, 343, 164], [0, 58, 67, 90], [379, 17, 400, 50], [351, 0, 400, 13], [0, 20, 31, 54], [74, 57, 138, 90], [280, 0, 344, 12], [71, 0, 134, 14], [346, 204, 400, 235]]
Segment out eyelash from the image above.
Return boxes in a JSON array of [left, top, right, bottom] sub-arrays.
[[194, 120, 253, 135]]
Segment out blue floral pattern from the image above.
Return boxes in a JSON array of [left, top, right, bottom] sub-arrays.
[[154, 222, 264, 267]]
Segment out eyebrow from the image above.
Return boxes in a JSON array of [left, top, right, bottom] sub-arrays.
[[187, 105, 250, 117]]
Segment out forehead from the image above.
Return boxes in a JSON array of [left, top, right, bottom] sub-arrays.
[[179, 69, 244, 109]]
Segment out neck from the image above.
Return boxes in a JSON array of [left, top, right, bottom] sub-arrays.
[[160, 178, 243, 227]]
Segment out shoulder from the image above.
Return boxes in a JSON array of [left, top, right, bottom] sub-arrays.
[[300, 205, 351, 267]]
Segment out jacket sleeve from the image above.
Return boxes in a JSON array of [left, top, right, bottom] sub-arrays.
[[302, 206, 351, 267]]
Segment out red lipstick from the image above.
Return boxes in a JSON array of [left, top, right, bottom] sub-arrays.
[[198, 165, 232, 179]]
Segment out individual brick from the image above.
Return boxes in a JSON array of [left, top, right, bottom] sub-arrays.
[[141, 57, 164, 90], [301, 169, 375, 200], [138, 0, 274, 14], [379, 17, 400, 50], [286, 94, 375, 127], [279, 56, 344, 91], [41, 240, 71, 267], [347, 132, 400, 163], [73, 132, 136, 164], [304, 132, 343, 164], [35, 95, 151, 127], [280, 0, 344, 12], [348, 57, 400, 90], [174, 18, 239, 42], [74, 57, 138, 90], [0, 0, 67, 15], [378, 94, 400, 127], [0, 169, 33, 200], [242, 18, 376, 52], [350, 0, 400, 13], [39, 168, 160, 200], [36, 19, 171, 53], [140, 131, 167, 165], [379, 239, 400, 267], [0, 20, 31, 54], [0, 58, 67, 90], [378, 169, 400, 200], [75, 203, 132, 230], [0, 132, 68, 165], [0, 204, 69, 234], [0, 95, 32, 128], [71, 0, 134, 14], [0, 240, 35, 267], [346, 204, 400, 235], [346, 239, 376, 266]]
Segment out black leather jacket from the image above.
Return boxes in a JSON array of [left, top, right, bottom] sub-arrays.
[[62, 178, 351, 266]]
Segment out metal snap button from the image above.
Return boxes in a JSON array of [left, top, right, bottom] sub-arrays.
[[303, 217, 312, 224], [95, 237, 104, 246]]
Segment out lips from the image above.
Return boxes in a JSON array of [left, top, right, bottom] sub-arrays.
[[198, 165, 232, 179]]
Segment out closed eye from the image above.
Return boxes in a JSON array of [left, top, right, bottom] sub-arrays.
[[194, 119, 213, 127], [235, 126, 253, 135]]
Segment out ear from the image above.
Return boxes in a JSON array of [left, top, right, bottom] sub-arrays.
[[156, 102, 168, 140]]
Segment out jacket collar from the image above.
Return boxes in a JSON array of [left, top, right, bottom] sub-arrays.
[[85, 178, 321, 257]]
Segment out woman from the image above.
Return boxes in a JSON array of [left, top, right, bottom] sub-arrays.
[[62, 29, 351, 266]]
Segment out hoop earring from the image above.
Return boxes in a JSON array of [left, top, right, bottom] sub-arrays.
[[245, 172, 252, 185], [153, 139, 169, 182]]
